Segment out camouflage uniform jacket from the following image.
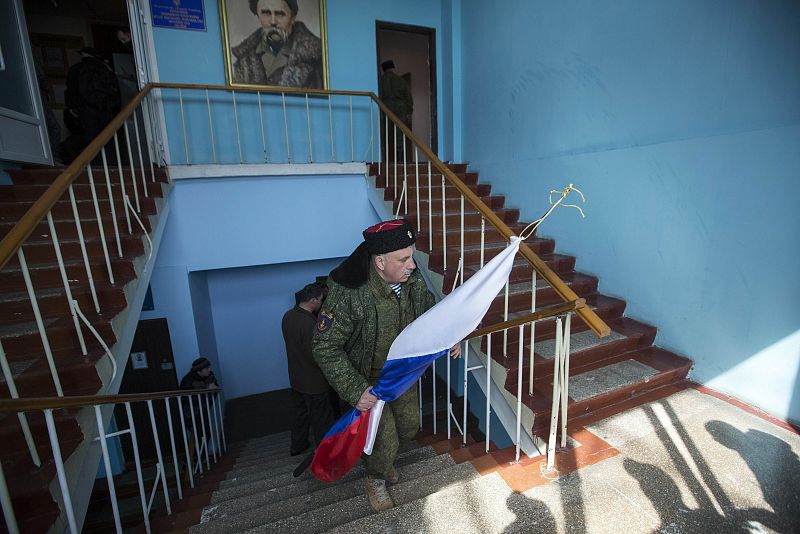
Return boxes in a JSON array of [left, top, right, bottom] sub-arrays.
[[313, 267, 435, 406]]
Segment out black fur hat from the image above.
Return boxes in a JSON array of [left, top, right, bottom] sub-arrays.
[[330, 219, 416, 288]]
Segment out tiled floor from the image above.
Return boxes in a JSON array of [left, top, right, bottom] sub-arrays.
[[499, 388, 800, 533]]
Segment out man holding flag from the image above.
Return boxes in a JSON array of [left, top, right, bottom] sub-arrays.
[[313, 219, 460, 512]]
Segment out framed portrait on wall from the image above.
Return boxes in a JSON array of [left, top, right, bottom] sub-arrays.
[[220, 0, 329, 90]]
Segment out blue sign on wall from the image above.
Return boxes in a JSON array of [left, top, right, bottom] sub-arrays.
[[151, 0, 206, 32]]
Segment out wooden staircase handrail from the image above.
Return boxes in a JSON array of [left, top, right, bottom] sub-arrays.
[[369, 95, 610, 338], [0, 388, 221, 413], [0, 83, 373, 273], [465, 299, 586, 342], [0, 81, 610, 338]]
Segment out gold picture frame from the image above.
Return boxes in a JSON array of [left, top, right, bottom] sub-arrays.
[[219, 0, 329, 90]]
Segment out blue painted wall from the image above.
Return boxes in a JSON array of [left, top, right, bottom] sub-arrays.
[[150, 0, 455, 163], [188, 271, 222, 384], [459, 0, 800, 421], [205, 258, 342, 399], [141, 173, 379, 397]]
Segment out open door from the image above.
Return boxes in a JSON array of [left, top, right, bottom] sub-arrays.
[[376, 21, 438, 154], [0, 0, 53, 165]]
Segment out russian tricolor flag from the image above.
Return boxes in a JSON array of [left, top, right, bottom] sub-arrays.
[[311, 237, 522, 482]]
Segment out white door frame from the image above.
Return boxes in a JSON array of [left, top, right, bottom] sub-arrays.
[[126, 0, 173, 166]]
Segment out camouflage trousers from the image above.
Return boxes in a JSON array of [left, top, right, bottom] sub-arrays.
[[364, 383, 418, 479]]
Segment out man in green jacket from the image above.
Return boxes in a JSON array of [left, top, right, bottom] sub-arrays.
[[313, 219, 459, 511]]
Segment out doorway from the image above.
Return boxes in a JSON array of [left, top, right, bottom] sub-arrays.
[[115, 318, 179, 463], [376, 21, 438, 154]]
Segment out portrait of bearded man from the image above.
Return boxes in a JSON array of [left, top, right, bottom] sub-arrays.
[[228, 0, 325, 88]]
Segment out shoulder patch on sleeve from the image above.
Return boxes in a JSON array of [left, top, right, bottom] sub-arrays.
[[315, 309, 335, 335]]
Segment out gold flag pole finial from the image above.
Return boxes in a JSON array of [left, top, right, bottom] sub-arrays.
[[519, 183, 586, 241]]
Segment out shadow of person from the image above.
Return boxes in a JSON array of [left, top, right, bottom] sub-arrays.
[[623, 458, 744, 533], [503, 493, 557, 533], [706, 420, 800, 533]]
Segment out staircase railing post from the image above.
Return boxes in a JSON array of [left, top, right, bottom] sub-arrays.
[[124, 402, 150, 533], [43, 409, 78, 533], [85, 165, 115, 284], [94, 405, 123, 534], [176, 394, 194, 488], [206, 89, 218, 164], [485, 333, 492, 453], [146, 399, 171, 514], [515, 324, 524, 462], [164, 397, 183, 500], [0, 340, 40, 466], [122, 121, 141, 213], [100, 146, 123, 257], [47, 211, 87, 355], [0, 461, 19, 534]]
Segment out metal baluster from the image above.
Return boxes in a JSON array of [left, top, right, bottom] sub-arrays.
[[187, 395, 203, 474], [432, 359, 437, 435], [69, 185, 101, 313], [403, 135, 408, 214], [282, 92, 291, 162], [393, 124, 397, 196], [0, 340, 40, 466], [176, 395, 195, 489], [560, 314, 572, 448], [462, 341, 468, 445], [100, 147, 122, 257], [480, 217, 485, 268], [0, 461, 19, 534], [47, 212, 87, 354], [210, 395, 222, 459], [123, 121, 140, 212], [349, 95, 354, 162], [113, 133, 132, 233], [371, 99, 375, 164], [516, 324, 524, 462], [216, 391, 227, 451], [44, 409, 78, 533], [546, 317, 563, 469], [132, 113, 149, 199], [529, 271, 537, 395], [178, 88, 189, 164], [257, 91, 268, 162], [485, 333, 492, 452], [146, 400, 171, 514], [503, 277, 510, 357], [124, 402, 150, 533], [232, 91, 243, 163], [206, 89, 217, 163], [384, 114, 389, 183], [428, 162, 433, 250], [204, 394, 217, 462], [460, 195, 465, 286], [197, 394, 210, 470], [305, 93, 313, 163], [88, 165, 114, 284], [418, 377, 423, 429], [446, 346, 451, 440], [328, 94, 335, 161], [163, 398, 183, 499], [415, 147, 420, 231], [441, 175, 447, 270], [94, 406, 122, 533], [18, 249, 63, 396]]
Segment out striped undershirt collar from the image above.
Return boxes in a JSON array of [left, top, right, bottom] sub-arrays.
[[390, 282, 402, 297]]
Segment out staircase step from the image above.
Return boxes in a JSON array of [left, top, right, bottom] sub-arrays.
[[0, 256, 137, 294], [443, 254, 575, 290], [0, 195, 157, 223], [369, 162, 468, 175], [328, 471, 513, 534], [0, 180, 164, 203], [498, 317, 657, 389], [522, 347, 692, 435], [0, 284, 127, 324], [194, 448, 448, 533], [381, 181, 491, 201], [427, 236, 556, 271], [417, 220, 525, 254], [243, 461, 477, 534], [6, 166, 169, 186], [0, 211, 153, 242], [0, 351, 103, 398], [0, 315, 116, 359]]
